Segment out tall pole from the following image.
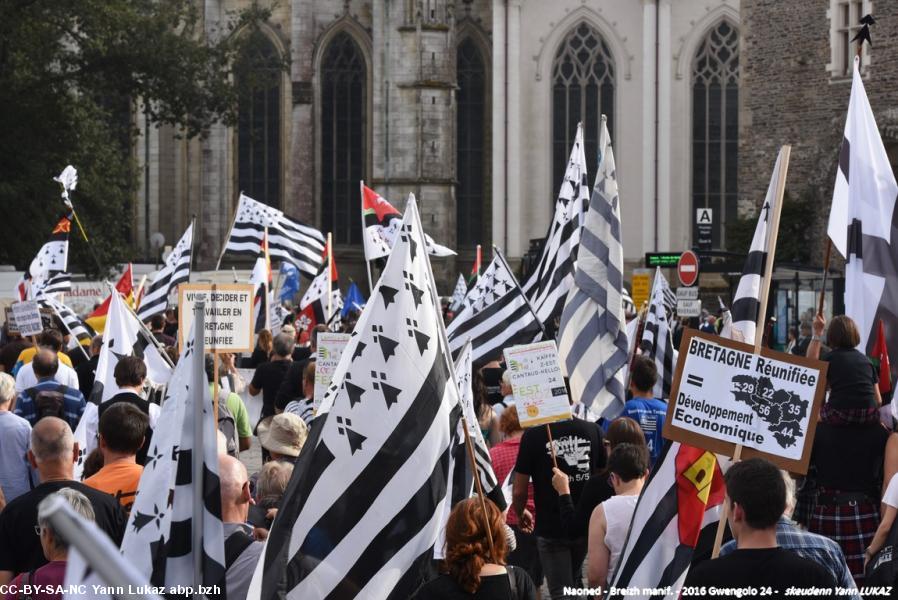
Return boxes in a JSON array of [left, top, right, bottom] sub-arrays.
[[493, 245, 547, 338], [215, 192, 242, 271], [191, 301, 206, 595], [263, 226, 271, 333], [327, 233, 334, 322], [712, 145, 790, 558]]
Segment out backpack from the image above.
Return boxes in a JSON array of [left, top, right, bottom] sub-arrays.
[[217, 391, 239, 458], [865, 509, 898, 585], [27, 384, 67, 422]]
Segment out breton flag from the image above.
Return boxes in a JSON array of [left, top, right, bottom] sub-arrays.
[[446, 251, 543, 364], [85, 265, 134, 333], [640, 268, 677, 400], [730, 149, 789, 344], [120, 321, 226, 593], [16, 214, 72, 301], [251, 230, 272, 334], [827, 56, 898, 383], [520, 123, 589, 327], [39, 297, 94, 349], [137, 223, 193, 321], [250, 196, 459, 599], [297, 242, 342, 333], [558, 116, 628, 420], [222, 193, 325, 277], [75, 291, 170, 479], [361, 182, 455, 261], [452, 339, 502, 507], [607, 441, 729, 599], [448, 274, 467, 313]]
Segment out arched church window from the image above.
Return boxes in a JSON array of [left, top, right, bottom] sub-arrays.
[[457, 38, 488, 248], [236, 31, 282, 207], [692, 20, 739, 248], [551, 22, 615, 197], [320, 32, 366, 245]]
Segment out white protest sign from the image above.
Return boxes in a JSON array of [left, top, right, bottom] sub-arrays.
[[664, 329, 827, 473], [12, 301, 43, 337], [177, 284, 254, 353], [314, 333, 351, 410], [504, 341, 572, 428]]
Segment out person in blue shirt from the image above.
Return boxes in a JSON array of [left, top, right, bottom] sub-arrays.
[[620, 356, 667, 466]]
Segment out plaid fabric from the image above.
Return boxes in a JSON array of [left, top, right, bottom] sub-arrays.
[[820, 403, 879, 426], [15, 379, 86, 431], [490, 437, 534, 527], [720, 517, 860, 598], [807, 488, 879, 584]]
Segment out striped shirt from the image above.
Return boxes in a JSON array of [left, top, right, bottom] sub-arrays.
[[283, 397, 315, 427], [15, 379, 86, 431]]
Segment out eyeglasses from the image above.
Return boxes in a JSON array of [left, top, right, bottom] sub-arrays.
[[34, 525, 43, 536]]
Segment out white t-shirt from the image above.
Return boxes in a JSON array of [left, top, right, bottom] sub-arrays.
[[883, 474, 898, 509], [15, 360, 79, 394]]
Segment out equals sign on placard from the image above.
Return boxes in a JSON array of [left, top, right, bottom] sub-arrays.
[[686, 374, 704, 388]]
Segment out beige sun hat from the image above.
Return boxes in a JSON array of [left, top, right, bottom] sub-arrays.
[[257, 413, 308, 458]]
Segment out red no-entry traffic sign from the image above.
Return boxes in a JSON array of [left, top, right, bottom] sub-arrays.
[[678, 251, 699, 287]]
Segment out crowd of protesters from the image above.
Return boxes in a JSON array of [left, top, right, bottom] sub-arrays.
[[0, 304, 897, 599]]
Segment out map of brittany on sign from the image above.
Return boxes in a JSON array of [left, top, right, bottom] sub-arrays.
[[730, 375, 809, 449]]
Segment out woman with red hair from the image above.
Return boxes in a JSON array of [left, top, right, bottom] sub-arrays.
[[414, 497, 537, 599]]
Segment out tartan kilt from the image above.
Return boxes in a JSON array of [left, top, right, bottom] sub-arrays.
[[807, 492, 880, 584]]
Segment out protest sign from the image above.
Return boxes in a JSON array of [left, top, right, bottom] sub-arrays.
[[11, 301, 44, 337], [663, 329, 827, 473], [314, 332, 351, 410], [504, 341, 571, 428], [177, 284, 254, 353]]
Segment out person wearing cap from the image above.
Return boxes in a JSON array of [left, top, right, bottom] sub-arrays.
[[257, 412, 308, 462]]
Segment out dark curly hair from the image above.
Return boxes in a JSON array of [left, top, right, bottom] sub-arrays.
[[445, 498, 508, 593]]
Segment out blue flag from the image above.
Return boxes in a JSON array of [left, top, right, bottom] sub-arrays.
[[279, 262, 301, 302], [341, 282, 366, 318]]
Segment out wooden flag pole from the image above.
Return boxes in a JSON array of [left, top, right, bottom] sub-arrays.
[[712, 145, 791, 559], [360, 181, 376, 292], [817, 242, 831, 317], [263, 226, 271, 333], [545, 423, 560, 470], [461, 415, 497, 562], [190, 300, 206, 593], [212, 351, 220, 428], [134, 275, 147, 310]]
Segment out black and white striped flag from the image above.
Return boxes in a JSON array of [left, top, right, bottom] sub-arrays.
[[250, 196, 459, 599], [453, 339, 502, 505], [521, 122, 589, 327], [558, 116, 628, 420], [17, 214, 72, 301], [640, 268, 677, 400], [446, 251, 543, 364], [729, 149, 788, 344], [828, 56, 898, 376], [39, 297, 94, 347], [137, 223, 193, 321], [222, 193, 325, 277], [119, 321, 226, 593], [34, 271, 72, 298]]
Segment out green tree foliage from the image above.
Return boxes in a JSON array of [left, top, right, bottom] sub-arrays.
[[724, 189, 816, 265], [0, 0, 284, 276]]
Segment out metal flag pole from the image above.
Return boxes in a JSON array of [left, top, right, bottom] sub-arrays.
[[327, 233, 334, 322], [191, 300, 206, 596], [263, 226, 271, 333], [215, 191, 242, 272], [109, 281, 176, 369], [45, 301, 91, 362]]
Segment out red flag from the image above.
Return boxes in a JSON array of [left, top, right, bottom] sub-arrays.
[[872, 319, 892, 394]]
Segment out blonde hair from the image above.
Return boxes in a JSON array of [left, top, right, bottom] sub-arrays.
[[0, 372, 15, 406]]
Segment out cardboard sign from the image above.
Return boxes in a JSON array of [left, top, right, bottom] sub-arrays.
[[177, 284, 254, 353], [663, 329, 827, 473], [314, 333, 351, 411], [11, 301, 44, 337], [504, 341, 571, 428], [631, 269, 651, 311], [4, 306, 55, 336]]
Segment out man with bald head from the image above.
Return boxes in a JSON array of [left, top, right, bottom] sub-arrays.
[[219, 454, 264, 599], [0, 417, 125, 583], [15, 348, 85, 430]]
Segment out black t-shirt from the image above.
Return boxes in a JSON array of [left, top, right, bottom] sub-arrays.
[[810, 421, 888, 493], [821, 348, 878, 409], [683, 548, 836, 597], [251, 359, 293, 419], [249, 347, 269, 369], [558, 471, 614, 537], [76, 354, 99, 399], [412, 568, 537, 600], [99, 392, 155, 465], [514, 418, 603, 538], [275, 358, 312, 412], [0, 480, 126, 575]]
